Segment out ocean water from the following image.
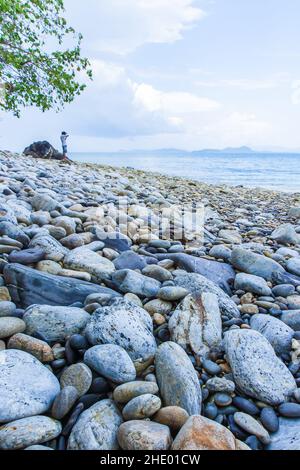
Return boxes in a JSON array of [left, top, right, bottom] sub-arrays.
[[71, 151, 300, 193]]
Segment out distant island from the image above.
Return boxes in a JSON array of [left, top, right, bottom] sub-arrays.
[[112, 146, 256, 156]]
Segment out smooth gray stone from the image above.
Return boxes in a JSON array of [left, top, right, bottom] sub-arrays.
[[84, 344, 136, 384], [113, 251, 147, 271], [0, 416, 61, 450], [271, 224, 300, 246], [155, 342, 202, 415], [267, 418, 300, 450], [67, 399, 123, 450], [3, 264, 120, 308], [51, 386, 79, 420], [224, 329, 296, 405], [234, 273, 272, 296], [287, 258, 300, 277], [29, 234, 68, 262], [31, 193, 59, 212], [113, 381, 159, 404], [122, 394, 161, 420], [111, 269, 161, 298], [281, 310, 300, 330], [156, 253, 235, 294], [8, 248, 46, 265], [174, 273, 240, 318], [60, 363, 92, 397], [0, 349, 60, 423], [85, 299, 157, 372], [64, 247, 115, 282], [0, 221, 29, 246], [250, 314, 294, 355], [0, 301, 16, 317], [273, 269, 300, 287], [118, 420, 172, 450], [24, 305, 90, 342], [231, 248, 285, 281]]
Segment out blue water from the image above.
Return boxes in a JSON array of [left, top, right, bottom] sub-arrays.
[[71, 151, 300, 193]]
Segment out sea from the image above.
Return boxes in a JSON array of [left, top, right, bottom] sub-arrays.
[[71, 151, 300, 193]]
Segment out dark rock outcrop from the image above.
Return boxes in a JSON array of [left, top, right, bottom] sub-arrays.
[[23, 141, 64, 161]]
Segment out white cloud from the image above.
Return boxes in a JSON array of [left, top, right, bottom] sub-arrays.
[[195, 77, 288, 90], [65, 0, 205, 55]]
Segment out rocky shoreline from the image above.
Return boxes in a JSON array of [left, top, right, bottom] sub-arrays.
[[0, 149, 300, 450]]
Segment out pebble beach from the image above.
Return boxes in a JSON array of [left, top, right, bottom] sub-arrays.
[[1, 149, 300, 451]]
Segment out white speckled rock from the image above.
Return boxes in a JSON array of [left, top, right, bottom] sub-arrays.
[[224, 329, 296, 405], [155, 342, 202, 415], [67, 399, 123, 450], [169, 292, 222, 356], [29, 234, 68, 262], [250, 314, 294, 355], [122, 394, 161, 420], [0, 349, 60, 423], [85, 299, 157, 372], [233, 412, 270, 444], [64, 247, 115, 282], [267, 418, 300, 450], [0, 416, 61, 450], [60, 363, 92, 396], [118, 420, 172, 450], [24, 305, 90, 342], [84, 344, 136, 384]]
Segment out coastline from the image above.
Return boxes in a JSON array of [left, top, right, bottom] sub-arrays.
[[0, 149, 300, 451]]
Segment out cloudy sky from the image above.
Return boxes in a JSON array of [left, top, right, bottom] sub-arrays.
[[1, 0, 300, 152]]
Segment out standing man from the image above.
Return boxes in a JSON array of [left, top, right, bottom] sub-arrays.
[[60, 131, 70, 160]]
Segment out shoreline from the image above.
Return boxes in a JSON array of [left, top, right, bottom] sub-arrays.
[[0, 149, 300, 451]]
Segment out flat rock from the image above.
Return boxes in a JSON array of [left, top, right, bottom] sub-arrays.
[[233, 412, 270, 444], [84, 344, 136, 384], [8, 248, 46, 265], [24, 305, 90, 342], [0, 349, 60, 423], [267, 418, 300, 450], [156, 253, 235, 294], [250, 314, 294, 355], [169, 292, 222, 356], [231, 248, 285, 281], [3, 264, 120, 308], [111, 269, 161, 298], [0, 416, 61, 450], [118, 420, 172, 450], [224, 329, 296, 405], [172, 416, 243, 451], [155, 342, 202, 415], [113, 381, 159, 404], [85, 298, 157, 372], [234, 273, 272, 296], [64, 247, 115, 282], [114, 251, 147, 271], [68, 399, 123, 450], [29, 234, 68, 262], [8, 333, 54, 362], [174, 273, 240, 318]]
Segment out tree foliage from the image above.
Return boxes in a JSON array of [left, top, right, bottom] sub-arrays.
[[0, 0, 92, 116]]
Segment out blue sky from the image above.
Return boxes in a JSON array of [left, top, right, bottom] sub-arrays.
[[1, 0, 300, 152]]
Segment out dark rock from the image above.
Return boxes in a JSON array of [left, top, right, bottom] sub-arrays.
[[113, 251, 147, 271], [23, 141, 64, 160], [0, 221, 29, 246], [278, 403, 300, 418], [260, 407, 279, 433], [8, 248, 46, 265], [232, 397, 260, 416], [3, 263, 120, 308]]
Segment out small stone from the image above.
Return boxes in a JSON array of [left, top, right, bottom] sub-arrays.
[[158, 286, 188, 301], [122, 394, 161, 420], [0, 317, 25, 339], [202, 359, 222, 376], [260, 407, 279, 433], [214, 393, 232, 407], [113, 381, 159, 404], [7, 333, 54, 362], [0, 416, 61, 450], [232, 397, 260, 416], [8, 248, 45, 265], [118, 421, 172, 451], [234, 273, 272, 296], [278, 403, 300, 418], [153, 406, 189, 431], [51, 386, 79, 420], [234, 412, 271, 445], [239, 304, 259, 315], [205, 377, 235, 394], [84, 345, 136, 384], [0, 301, 16, 317], [60, 363, 92, 397]]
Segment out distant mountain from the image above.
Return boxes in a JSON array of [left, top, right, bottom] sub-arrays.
[[191, 146, 255, 155]]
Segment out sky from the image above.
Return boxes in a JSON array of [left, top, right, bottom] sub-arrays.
[[1, 0, 300, 152]]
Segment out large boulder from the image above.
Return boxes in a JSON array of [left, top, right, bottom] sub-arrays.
[[3, 264, 120, 308], [23, 305, 90, 343], [174, 273, 240, 318], [68, 400, 123, 450], [155, 342, 202, 415], [169, 292, 222, 356], [23, 141, 64, 160], [84, 298, 157, 372], [0, 349, 60, 423], [231, 248, 285, 281], [224, 329, 296, 405]]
